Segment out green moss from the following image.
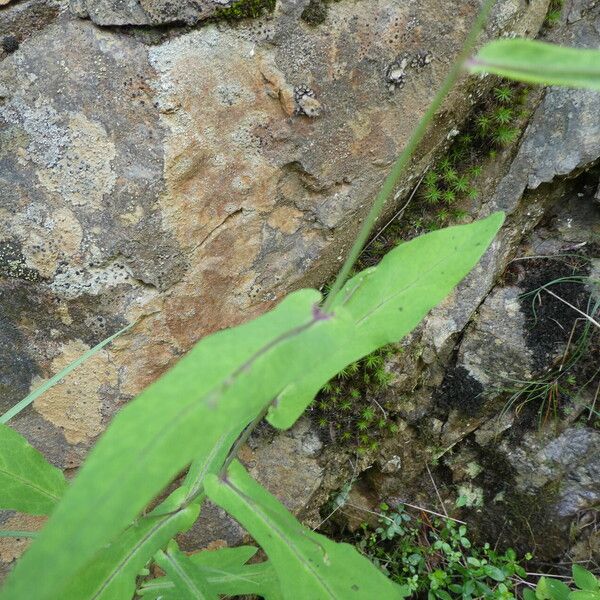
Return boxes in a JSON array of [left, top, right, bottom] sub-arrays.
[[301, 0, 328, 25], [213, 0, 276, 22], [310, 345, 400, 451], [545, 0, 564, 27]]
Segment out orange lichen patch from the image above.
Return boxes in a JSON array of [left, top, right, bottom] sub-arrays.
[[0, 514, 46, 564], [118, 317, 180, 397], [200, 540, 229, 552], [33, 340, 118, 445], [258, 54, 296, 116], [267, 205, 303, 235]]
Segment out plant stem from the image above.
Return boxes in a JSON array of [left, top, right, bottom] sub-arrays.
[[219, 403, 271, 478], [0, 531, 38, 539], [322, 0, 497, 312]]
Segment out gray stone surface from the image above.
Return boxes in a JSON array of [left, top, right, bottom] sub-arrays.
[[70, 0, 231, 26], [505, 427, 600, 517]]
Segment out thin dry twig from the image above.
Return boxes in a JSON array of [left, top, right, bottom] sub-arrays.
[[426, 463, 449, 518], [360, 174, 425, 256], [542, 287, 600, 329]]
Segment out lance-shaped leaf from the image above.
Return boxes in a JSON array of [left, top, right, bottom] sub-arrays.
[[0, 424, 67, 515], [1, 216, 503, 600], [268, 212, 505, 429], [206, 461, 410, 599], [467, 39, 600, 90], [155, 541, 219, 600], [138, 546, 282, 600], [0, 290, 327, 600], [57, 489, 200, 600], [55, 428, 237, 600]]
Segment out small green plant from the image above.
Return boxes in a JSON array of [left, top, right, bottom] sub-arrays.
[[356, 504, 532, 599], [494, 106, 514, 124], [544, 0, 565, 27], [494, 86, 514, 103], [524, 564, 600, 600], [494, 126, 520, 146]]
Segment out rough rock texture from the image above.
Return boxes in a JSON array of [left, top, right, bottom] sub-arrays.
[[0, 1, 548, 470], [318, 2, 600, 564], [70, 0, 250, 26]]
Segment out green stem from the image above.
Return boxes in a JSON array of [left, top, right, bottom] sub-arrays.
[[322, 0, 497, 312], [0, 531, 38, 539], [218, 403, 271, 479]]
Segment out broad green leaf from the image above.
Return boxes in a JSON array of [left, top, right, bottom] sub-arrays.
[[268, 212, 505, 428], [573, 565, 599, 592], [0, 289, 324, 600], [205, 460, 410, 599], [55, 428, 237, 600], [468, 39, 600, 90], [547, 579, 574, 600], [484, 565, 506, 582], [138, 546, 282, 600], [524, 588, 537, 600], [537, 577, 571, 600], [155, 541, 219, 600], [1, 322, 134, 424], [1, 216, 503, 600], [0, 424, 67, 515], [58, 488, 200, 600], [570, 592, 600, 600]]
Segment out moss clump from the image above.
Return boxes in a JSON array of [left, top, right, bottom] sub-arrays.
[[213, 0, 276, 22], [355, 80, 530, 250], [301, 0, 328, 25], [310, 345, 401, 454], [545, 0, 564, 27]]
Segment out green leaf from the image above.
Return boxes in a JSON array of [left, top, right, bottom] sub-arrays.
[[468, 39, 600, 90], [0, 289, 322, 600], [58, 488, 200, 600], [268, 213, 505, 428], [36, 418, 237, 600], [524, 588, 537, 600], [205, 460, 410, 599], [483, 565, 506, 582], [195, 559, 282, 599], [155, 541, 219, 600], [537, 577, 572, 600], [573, 565, 599, 592], [143, 544, 283, 600], [1, 216, 503, 600], [0, 424, 67, 515], [570, 592, 600, 600]]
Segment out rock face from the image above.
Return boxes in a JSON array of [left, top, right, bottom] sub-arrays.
[[319, 1, 600, 566], [70, 0, 267, 26], [0, 0, 548, 466]]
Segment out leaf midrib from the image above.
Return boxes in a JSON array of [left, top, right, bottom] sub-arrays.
[[163, 550, 210, 599], [0, 465, 60, 503], [226, 479, 337, 599]]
